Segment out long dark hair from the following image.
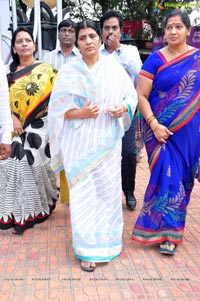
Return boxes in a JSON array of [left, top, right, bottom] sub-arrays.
[[75, 20, 101, 47], [9, 27, 34, 74]]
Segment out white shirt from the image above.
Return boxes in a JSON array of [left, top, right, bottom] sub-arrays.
[[100, 43, 142, 85], [42, 45, 81, 70], [0, 56, 13, 144]]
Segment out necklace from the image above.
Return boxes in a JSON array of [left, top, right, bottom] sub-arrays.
[[166, 45, 188, 60]]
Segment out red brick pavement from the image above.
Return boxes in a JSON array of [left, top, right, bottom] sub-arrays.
[[0, 153, 200, 301]]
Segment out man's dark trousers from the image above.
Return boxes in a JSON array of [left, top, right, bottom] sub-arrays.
[[121, 115, 137, 197]]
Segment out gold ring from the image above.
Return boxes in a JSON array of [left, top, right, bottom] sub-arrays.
[[160, 138, 164, 142]]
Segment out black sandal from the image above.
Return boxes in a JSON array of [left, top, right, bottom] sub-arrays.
[[80, 261, 96, 272], [159, 241, 177, 255]]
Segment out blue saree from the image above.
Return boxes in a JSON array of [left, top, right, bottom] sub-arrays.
[[132, 49, 200, 245]]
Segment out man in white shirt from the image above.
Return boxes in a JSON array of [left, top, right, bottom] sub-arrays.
[[43, 19, 80, 196], [43, 19, 80, 70], [0, 55, 13, 160], [100, 10, 142, 211]]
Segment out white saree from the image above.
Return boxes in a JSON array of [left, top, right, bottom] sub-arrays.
[[48, 55, 138, 262]]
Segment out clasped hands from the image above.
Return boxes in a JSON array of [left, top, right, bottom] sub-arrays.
[[81, 101, 126, 119]]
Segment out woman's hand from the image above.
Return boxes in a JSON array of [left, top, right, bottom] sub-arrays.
[[12, 114, 24, 136], [151, 119, 173, 143], [64, 100, 99, 119], [0, 144, 11, 160], [107, 104, 127, 118], [81, 101, 99, 118]]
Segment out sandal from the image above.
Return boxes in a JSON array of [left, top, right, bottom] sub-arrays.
[[80, 261, 96, 272], [159, 241, 177, 255]]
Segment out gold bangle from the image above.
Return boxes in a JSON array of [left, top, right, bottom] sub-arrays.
[[146, 114, 155, 125], [148, 117, 157, 126]]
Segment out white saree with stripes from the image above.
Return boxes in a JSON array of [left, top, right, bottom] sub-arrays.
[[48, 55, 138, 262]]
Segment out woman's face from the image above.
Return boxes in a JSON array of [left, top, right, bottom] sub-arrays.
[[77, 27, 101, 59], [164, 15, 191, 46], [13, 31, 35, 58]]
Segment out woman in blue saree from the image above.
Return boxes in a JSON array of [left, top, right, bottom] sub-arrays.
[[132, 10, 200, 254]]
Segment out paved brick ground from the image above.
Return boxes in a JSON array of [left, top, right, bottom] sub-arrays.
[[0, 152, 200, 301]]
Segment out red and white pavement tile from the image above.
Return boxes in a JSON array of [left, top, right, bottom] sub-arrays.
[[0, 153, 199, 301]]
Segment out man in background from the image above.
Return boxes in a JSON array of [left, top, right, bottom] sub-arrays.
[[100, 10, 142, 211], [43, 18, 80, 70], [43, 19, 80, 202], [189, 26, 200, 49]]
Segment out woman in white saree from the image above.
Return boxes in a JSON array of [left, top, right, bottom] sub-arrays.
[[48, 20, 138, 272]]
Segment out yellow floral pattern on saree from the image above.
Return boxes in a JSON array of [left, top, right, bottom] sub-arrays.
[[10, 63, 57, 127]]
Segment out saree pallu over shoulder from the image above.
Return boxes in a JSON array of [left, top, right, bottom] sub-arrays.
[[0, 61, 58, 233], [48, 55, 137, 262], [132, 49, 200, 245], [145, 49, 200, 171], [9, 63, 57, 128], [48, 56, 137, 186]]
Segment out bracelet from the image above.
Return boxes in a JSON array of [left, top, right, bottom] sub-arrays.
[[146, 114, 155, 125], [148, 117, 157, 127]]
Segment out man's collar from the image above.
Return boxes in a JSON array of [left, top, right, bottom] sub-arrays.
[[72, 46, 81, 56], [57, 45, 80, 56], [100, 43, 109, 52], [100, 43, 122, 53]]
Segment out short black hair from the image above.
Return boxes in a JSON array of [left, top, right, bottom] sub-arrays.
[[58, 19, 77, 31], [100, 10, 123, 31]]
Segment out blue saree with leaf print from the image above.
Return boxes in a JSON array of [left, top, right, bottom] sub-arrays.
[[132, 48, 200, 245]]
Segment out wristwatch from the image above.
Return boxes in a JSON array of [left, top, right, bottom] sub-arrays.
[[115, 47, 121, 55]]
